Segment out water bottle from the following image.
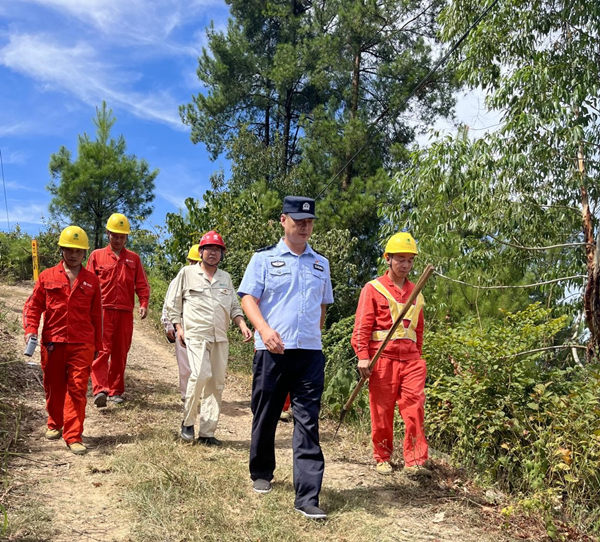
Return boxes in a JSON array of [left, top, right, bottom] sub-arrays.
[[24, 336, 38, 357]]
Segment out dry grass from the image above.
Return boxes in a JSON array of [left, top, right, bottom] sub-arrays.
[[0, 296, 56, 541]]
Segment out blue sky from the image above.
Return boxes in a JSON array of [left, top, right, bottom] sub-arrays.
[[0, 1, 500, 237], [0, 0, 232, 235]]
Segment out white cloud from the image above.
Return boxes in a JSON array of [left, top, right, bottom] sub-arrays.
[[0, 122, 34, 137], [157, 189, 187, 210], [2, 178, 45, 193], [14, 0, 225, 50], [0, 33, 184, 129], [6, 203, 48, 225], [0, 150, 28, 165]]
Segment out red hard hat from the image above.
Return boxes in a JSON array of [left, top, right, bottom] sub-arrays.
[[199, 230, 226, 250]]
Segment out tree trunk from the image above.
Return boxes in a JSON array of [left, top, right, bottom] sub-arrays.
[[282, 88, 293, 173], [264, 104, 270, 147], [580, 147, 600, 360], [343, 49, 361, 190]]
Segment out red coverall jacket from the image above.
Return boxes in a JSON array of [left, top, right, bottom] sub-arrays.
[[86, 246, 150, 311], [23, 263, 102, 351], [351, 272, 424, 362]]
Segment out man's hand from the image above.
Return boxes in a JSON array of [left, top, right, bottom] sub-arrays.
[[166, 329, 176, 342], [259, 326, 285, 354], [357, 359, 372, 380], [24, 332, 36, 345], [240, 324, 253, 342], [176, 325, 186, 347], [139, 306, 148, 319]]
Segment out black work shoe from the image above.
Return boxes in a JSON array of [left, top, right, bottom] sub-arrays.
[[197, 436, 222, 446], [295, 505, 327, 520], [180, 423, 195, 442], [94, 392, 107, 408], [252, 479, 272, 494]]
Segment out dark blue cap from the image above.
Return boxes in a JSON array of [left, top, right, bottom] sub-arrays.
[[282, 196, 317, 219]]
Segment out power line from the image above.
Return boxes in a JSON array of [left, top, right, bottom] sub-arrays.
[[0, 149, 10, 230], [434, 271, 587, 290], [317, 0, 501, 199]]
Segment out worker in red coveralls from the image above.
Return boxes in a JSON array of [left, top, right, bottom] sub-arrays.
[[351, 232, 430, 477], [87, 213, 150, 407], [23, 226, 102, 455]]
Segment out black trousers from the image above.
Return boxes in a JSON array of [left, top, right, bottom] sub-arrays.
[[249, 349, 325, 508]]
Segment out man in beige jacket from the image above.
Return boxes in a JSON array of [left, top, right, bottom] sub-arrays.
[[161, 244, 201, 401], [165, 231, 252, 444]]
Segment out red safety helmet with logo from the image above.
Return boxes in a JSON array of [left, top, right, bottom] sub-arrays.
[[199, 230, 226, 250]]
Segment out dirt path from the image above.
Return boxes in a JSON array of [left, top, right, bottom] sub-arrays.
[[1, 282, 539, 541]]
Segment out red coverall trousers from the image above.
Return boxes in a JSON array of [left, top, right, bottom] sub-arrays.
[[91, 309, 133, 396], [369, 355, 428, 466], [41, 343, 94, 444]]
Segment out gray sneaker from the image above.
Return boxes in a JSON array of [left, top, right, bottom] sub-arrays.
[[180, 423, 195, 442], [295, 505, 327, 520], [252, 479, 272, 494], [109, 395, 125, 404]]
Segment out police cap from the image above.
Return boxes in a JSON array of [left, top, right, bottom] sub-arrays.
[[282, 196, 317, 219]]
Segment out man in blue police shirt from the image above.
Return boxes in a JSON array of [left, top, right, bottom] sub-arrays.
[[238, 195, 334, 520]]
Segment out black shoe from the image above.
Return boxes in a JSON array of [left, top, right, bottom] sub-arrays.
[[252, 479, 272, 494], [197, 436, 222, 446], [94, 392, 107, 408], [295, 505, 327, 520], [180, 423, 195, 442]]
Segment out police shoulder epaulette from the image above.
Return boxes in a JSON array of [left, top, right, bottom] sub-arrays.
[[256, 244, 276, 253], [313, 248, 326, 257]]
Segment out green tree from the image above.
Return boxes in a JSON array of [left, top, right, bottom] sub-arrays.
[[48, 102, 158, 249], [180, 0, 328, 173], [180, 0, 457, 289]]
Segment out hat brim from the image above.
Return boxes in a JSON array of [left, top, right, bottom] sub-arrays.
[[287, 212, 317, 220]]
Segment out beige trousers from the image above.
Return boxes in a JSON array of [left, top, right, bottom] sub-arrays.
[[182, 339, 229, 437], [175, 340, 191, 401]]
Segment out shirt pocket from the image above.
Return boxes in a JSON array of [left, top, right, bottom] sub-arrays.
[[73, 282, 94, 309], [45, 282, 66, 310], [185, 287, 210, 299], [215, 288, 232, 310], [267, 267, 292, 291], [307, 268, 326, 299], [94, 264, 114, 281]]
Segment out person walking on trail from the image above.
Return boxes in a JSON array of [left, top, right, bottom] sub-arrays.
[[87, 213, 150, 407], [161, 244, 201, 402], [351, 232, 430, 477], [165, 231, 252, 446], [238, 196, 334, 521], [22, 226, 102, 455]]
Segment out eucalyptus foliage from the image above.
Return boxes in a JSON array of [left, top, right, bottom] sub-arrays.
[[385, 0, 599, 328]]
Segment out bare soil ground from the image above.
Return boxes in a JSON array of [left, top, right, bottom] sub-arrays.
[[0, 282, 551, 541]]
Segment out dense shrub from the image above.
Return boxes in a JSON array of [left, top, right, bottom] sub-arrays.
[[147, 267, 170, 332], [321, 316, 369, 421], [0, 226, 60, 282], [425, 303, 600, 533]]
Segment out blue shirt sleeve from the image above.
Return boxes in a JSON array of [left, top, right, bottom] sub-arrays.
[[322, 260, 334, 305], [238, 252, 265, 300]]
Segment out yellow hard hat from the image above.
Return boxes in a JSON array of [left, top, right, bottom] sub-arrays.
[[58, 226, 90, 250], [187, 244, 201, 262], [106, 213, 131, 234], [384, 232, 418, 257]]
